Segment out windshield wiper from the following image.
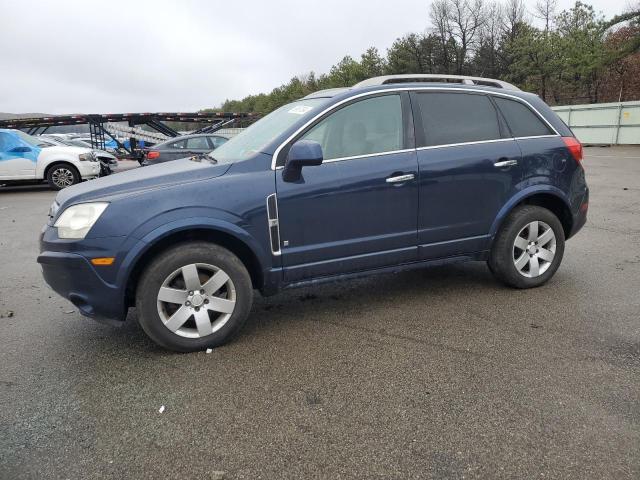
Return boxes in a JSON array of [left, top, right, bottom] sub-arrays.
[[190, 152, 217, 164]]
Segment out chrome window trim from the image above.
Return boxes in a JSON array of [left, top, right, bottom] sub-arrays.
[[512, 134, 560, 141], [416, 138, 513, 151], [414, 135, 560, 152], [275, 148, 415, 169], [270, 86, 560, 170], [323, 148, 415, 164]]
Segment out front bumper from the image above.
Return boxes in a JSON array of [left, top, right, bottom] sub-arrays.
[[38, 226, 128, 324], [77, 161, 101, 179]]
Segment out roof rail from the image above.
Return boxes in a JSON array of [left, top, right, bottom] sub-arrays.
[[353, 74, 520, 91], [303, 87, 350, 99]]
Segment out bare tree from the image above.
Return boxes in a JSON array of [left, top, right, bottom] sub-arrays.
[[430, 0, 453, 73], [446, 0, 488, 74], [475, 1, 504, 75], [502, 0, 527, 41], [533, 0, 558, 32]]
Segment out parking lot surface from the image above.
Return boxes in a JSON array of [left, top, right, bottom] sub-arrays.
[[1, 147, 639, 479]]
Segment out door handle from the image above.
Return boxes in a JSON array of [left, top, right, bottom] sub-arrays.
[[494, 159, 518, 168], [386, 173, 415, 183]]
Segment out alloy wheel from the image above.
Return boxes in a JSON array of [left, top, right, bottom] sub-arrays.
[[51, 168, 74, 188], [513, 220, 556, 278], [156, 263, 236, 338]]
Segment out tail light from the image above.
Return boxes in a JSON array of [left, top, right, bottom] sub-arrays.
[[562, 137, 583, 164], [146, 151, 160, 160]]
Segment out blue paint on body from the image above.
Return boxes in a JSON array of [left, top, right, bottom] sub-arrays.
[[0, 129, 42, 163]]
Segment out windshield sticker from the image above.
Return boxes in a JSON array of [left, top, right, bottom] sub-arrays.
[[288, 105, 313, 115]]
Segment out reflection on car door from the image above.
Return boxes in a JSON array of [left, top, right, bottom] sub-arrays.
[[410, 91, 523, 259], [275, 93, 419, 282]]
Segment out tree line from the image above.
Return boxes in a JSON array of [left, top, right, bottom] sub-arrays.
[[218, 0, 640, 114]]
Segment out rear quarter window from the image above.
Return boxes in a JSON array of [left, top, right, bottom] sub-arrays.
[[493, 97, 553, 137]]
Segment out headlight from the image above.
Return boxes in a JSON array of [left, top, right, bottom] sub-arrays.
[[79, 152, 96, 162], [54, 202, 108, 239]]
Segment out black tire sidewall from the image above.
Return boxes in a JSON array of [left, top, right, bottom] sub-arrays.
[[47, 163, 80, 190], [489, 206, 565, 288], [135, 242, 253, 352]]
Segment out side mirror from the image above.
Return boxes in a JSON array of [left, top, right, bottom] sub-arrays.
[[282, 140, 323, 182], [10, 146, 31, 153]]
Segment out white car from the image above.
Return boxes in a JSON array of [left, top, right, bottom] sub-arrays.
[[0, 129, 101, 190], [41, 135, 119, 175]]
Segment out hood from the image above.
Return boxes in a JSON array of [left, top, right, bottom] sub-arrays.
[[93, 149, 116, 159], [56, 157, 232, 207], [44, 145, 93, 156]]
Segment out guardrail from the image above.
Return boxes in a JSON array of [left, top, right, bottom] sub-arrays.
[[551, 101, 640, 145]]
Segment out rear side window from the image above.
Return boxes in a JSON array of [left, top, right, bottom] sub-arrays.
[[186, 136, 209, 149], [493, 97, 553, 137], [209, 136, 228, 148], [414, 92, 501, 147], [169, 140, 187, 149], [300, 94, 403, 160]]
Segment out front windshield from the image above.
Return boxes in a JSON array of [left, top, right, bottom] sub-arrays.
[[210, 98, 326, 163], [16, 131, 53, 148]]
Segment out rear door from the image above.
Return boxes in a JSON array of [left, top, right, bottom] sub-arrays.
[[491, 96, 564, 190], [411, 90, 523, 259], [275, 93, 419, 282], [158, 138, 188, 161]]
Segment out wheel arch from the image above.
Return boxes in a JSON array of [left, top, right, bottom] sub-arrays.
[[490, 189, 573, 241], [124, 227, 265, 308], [42, 160, 80, 180]]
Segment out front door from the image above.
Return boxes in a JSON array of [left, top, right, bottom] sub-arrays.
[[0, 131, 39, 179], [275, 93, 419, 282], [410, 91, 523, 259]]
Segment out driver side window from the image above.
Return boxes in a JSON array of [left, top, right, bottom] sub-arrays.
[[300, 94, 403, 161]]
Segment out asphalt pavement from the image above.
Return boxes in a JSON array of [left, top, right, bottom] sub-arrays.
[[1, 147, 639, 479]]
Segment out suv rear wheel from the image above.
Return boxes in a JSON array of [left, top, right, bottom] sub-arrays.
[[136, 242, 253, 352], [488, 205, 565, 288]]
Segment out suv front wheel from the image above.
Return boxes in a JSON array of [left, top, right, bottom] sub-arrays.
[[136, 242, 253, 352], [488, 205, 565, 289]]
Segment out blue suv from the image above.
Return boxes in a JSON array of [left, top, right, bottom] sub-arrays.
[[39, 75, 589, 352]]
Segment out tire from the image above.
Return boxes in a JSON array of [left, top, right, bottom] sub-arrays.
[[488, 205, 565, 289], [47, 163, 80, 190], [135, 242, 253, 352]]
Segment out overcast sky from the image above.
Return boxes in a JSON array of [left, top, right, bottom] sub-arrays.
[[0, 0, 634, 114]]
